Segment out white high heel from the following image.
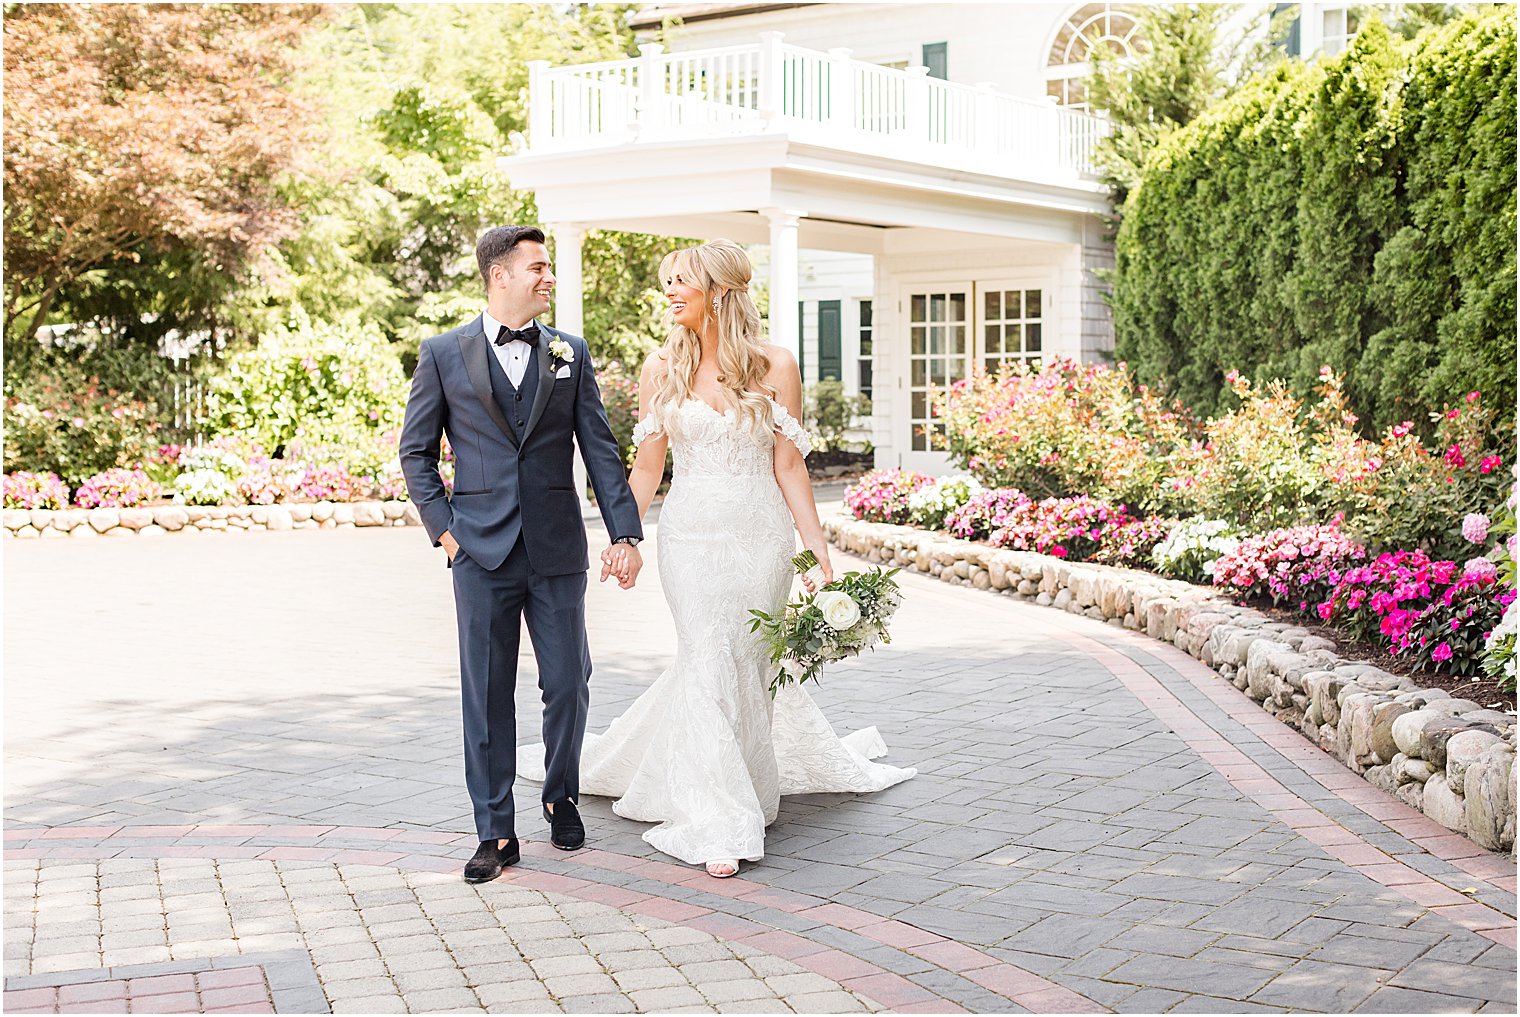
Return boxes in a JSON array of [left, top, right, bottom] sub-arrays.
[[705, 859, 739, 878]]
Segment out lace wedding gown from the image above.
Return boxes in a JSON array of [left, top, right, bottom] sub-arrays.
[[523, 396, 915, 865]]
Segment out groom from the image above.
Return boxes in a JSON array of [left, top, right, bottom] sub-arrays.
[[400, 225, 644, 882]]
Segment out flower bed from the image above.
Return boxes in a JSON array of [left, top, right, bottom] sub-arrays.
[[824, 514, 1517, 854]]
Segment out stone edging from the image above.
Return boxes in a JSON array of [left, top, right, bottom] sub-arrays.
[[823, 515, 1518, 857], [3, 501, 423, 539]]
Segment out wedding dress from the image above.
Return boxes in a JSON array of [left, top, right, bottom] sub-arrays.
[[522, 396, 915, 865]]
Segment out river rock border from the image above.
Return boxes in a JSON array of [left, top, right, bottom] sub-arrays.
[[824, 514, 1518, 857], [3, 501, 422, 539]]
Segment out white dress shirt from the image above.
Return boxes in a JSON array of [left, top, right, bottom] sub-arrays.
[[482, 310, 538, 388]]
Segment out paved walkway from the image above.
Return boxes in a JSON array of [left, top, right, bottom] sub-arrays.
[[3, 518, 1515, 1014]]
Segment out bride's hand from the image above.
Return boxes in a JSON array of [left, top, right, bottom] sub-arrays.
[[800, 551, 835, 593]]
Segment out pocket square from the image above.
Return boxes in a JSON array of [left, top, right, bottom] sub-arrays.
[[554, 365, 571, 379]]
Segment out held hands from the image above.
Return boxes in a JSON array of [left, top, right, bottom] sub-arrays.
[[799, 548, 835, 594], [600, 542, 643, 589]]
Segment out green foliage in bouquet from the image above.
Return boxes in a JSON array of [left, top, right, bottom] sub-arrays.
[[749, 558, 902, 693]]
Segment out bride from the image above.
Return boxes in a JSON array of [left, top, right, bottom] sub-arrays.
[[529, 238, 914, 879]]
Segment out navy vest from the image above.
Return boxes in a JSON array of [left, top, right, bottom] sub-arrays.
[[484, 342, 539, 439]]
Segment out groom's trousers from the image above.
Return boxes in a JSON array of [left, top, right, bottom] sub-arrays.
[[451, 539, 591, 841]]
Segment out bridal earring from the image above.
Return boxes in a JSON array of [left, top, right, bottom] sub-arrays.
[[712, 295, 721, 313]]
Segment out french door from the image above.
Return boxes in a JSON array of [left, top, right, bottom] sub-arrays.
[[899, 279, 1047, 471]]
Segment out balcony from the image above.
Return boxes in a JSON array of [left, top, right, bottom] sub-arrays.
[[525, 33, 1111, 186]]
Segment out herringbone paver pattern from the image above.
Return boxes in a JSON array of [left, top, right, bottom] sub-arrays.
[[4, 511, 1514, 1013]]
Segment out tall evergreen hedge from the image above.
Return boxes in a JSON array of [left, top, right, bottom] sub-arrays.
[[1111, 8, 1516, 428]]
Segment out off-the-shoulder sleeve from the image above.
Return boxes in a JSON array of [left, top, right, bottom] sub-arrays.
[[769, 398, 813, 458], [630, 407, 664, 446]]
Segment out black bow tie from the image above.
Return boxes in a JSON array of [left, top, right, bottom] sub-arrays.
[[494, 323, 540, 348]]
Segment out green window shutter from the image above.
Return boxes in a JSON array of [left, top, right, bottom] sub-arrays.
[[818, 300, 842, 381]]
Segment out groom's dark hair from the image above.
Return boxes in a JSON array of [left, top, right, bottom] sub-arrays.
[[477, 225, 546, 287]]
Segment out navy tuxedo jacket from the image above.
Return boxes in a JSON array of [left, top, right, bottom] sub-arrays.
[[399, 314, 642, 575]]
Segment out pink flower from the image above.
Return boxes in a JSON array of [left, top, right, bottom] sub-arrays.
[[1462, 513, 1490, 544], [1444, 444, 1466, 468], [1390, 421, 1412, 438], [1480, 456, 1501, 474], [1431, 642, 1453, 662], [1463, 557, 1498, 583], [1467, 391, 1481, 402]]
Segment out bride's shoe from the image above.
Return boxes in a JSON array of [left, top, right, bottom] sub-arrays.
[[705, 859, 739, 878]]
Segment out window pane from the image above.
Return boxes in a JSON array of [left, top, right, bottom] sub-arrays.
[[949, 292, 966, 321], [912, 429, 926, 451], [930, 359, 946, 385], [1026, 323, 1041, 351], [911, 326, 926, 354], [911, 359, 926, 386], [985, 357, 1000, 372], [949, 359, 966, 382], [929, 326, 944, 356], [859, 361, 873, 396], [860, 336, 872, 356], [949, 324, 965, 354], [911, 391, 926, 418], [984, 290, 1000, 319], [985, 324, 1000, 353], [1008, 323, 1021, 351], [929, 294, 945, 322], [1006, 290, 1021, 318], [1025, 289, 1041, 317], [860, 299, 873, 327], [911, 294, 926, 322]]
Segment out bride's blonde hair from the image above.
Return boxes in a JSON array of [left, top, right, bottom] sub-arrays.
[[650, 239, 775, 436]]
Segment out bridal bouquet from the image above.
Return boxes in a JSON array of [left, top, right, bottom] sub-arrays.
[[749, 551, 903, 693]]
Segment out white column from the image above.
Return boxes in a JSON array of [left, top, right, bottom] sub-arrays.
[[549, 223, 595, 515], [763, 207, 805, 367]]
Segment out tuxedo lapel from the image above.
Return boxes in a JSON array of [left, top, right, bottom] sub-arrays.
[[457, 315, 519, 448], [520, 324, 558, 445]]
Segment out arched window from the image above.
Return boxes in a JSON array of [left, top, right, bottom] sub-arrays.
[[1045, 3, 1144, 110]]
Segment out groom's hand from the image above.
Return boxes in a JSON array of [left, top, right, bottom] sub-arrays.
[[440, 530, 460, 561]]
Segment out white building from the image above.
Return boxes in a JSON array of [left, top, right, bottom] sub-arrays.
[[503, 2, 1353, 474]]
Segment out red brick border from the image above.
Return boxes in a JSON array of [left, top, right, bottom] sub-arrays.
[[3, 826, 1106, 1014], [1061, 626, 1517, 949]]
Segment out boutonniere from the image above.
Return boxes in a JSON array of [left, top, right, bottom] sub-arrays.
[[547, 337, 575, 367]]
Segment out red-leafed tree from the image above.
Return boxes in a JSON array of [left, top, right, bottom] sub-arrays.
[[2, 3, 325, 343]]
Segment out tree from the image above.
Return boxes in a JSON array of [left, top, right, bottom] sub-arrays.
[[2, 4, 325, 346], [1085, 4, 1292, 205]]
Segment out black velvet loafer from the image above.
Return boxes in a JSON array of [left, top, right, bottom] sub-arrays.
[[543, 799, 585, 851], [462, 837, 520, 882]]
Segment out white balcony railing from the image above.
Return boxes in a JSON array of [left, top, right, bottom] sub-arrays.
[[526, 33, 1110, 182]]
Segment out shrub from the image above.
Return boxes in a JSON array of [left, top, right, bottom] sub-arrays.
[[173, 444, 247, 506], [237, 458, 303, 505], [1153, 518, 1240, 583], [1404, 566, 1512, 678], [1092, 515, 1175, 568], [3, 371, 161, 485], [985, 495, 1137, 561], [3, 471, 69, 510], [1112, 7, 1517, 429], [936, 358, 1192, 513], [844, 469, 935, 524], [296, 464, 369, 502], [806, 380, 872, 453], [1212, 524, 1367, 608], [945, 488, 1030, 541], [74, 468, 160, 509], [201, 315, 407, 460], [597, 361, 640, 465], [907, 474, 983, 530]]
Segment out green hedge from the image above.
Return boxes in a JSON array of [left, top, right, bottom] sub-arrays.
[[1111, 8, 1517, 429]]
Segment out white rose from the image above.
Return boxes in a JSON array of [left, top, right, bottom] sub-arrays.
[[815, 590, 862, 631]]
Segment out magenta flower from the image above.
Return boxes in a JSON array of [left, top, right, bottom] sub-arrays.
[[1431, 642, 1453, 662]]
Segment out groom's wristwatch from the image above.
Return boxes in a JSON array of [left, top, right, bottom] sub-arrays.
[[613, 536, 641, 547]]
